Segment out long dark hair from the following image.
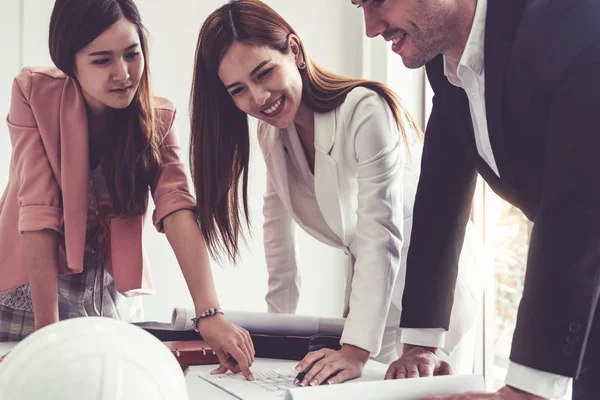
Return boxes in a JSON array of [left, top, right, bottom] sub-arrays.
[[49, 0, 161, 216], [191, 0, 421, 261]]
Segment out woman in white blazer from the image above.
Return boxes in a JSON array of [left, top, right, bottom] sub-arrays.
[[189, 0, 486, 386]]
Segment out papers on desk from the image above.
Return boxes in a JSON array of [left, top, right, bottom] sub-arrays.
[[191, 358, 486, 400], [193, 358, 387, 400], [285, 374, 486, 400], [171, 308, 345, 336], [200, 368, 296, 400]]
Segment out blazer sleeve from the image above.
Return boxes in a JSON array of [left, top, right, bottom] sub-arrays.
[[262, 171, 301, 314], [339, 91, 404, 356], [400, 91, 478, 332], [151, 108, 196, 232], [7, 70, 63, 233], [509, 45, 600, 378]]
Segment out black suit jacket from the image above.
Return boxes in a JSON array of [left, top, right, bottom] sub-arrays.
[[401, 0, 600, 378]]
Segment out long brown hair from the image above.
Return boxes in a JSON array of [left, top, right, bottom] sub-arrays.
[[191, 0, 421, 261], [49, 0, 161, 216]]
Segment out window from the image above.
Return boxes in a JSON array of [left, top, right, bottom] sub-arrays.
[[477, 185, 529, 389]]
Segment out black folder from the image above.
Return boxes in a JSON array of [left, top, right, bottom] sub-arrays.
[[134, 321, 341, 361]]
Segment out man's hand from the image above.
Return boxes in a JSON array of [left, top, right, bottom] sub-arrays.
[[422, 385, 548, 400], [385, 344, 452, 380]]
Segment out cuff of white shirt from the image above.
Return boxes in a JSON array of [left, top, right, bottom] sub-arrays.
[[505, 361, 571, 399], [400, 328, 446, 348]]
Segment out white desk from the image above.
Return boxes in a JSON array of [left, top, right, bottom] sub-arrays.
[[185, 358, 302, 399], [185, 365, 236, 399]]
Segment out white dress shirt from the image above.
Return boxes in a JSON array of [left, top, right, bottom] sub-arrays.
[[401, 0, 571, 398]]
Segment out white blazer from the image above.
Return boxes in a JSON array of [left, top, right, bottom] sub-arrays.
[[258, 87, 484, 356]]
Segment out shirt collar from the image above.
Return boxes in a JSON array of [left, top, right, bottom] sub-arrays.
[[443, 0, 487, 85]]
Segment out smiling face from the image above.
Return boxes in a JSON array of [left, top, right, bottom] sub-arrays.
[[355, 0, 458, 68], [218, 39, 304, 129], [74, 18, 144, 115]]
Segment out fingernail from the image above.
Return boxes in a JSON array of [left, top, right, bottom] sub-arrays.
[[301, 379, 308, 387], [310, 380, 318, 386], [295, 365, 302, 372], [249, 374, 255, 381]]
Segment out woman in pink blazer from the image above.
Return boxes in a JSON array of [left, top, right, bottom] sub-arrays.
[[0, 0, 255, 378]]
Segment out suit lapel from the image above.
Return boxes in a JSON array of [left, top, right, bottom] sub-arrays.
[[313, 111, 345, 243]]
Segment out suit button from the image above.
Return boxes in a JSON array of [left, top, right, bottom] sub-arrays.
[[569, 322, 581, 334], [566, 334, 579, 345], [562, 344, 575, 356]]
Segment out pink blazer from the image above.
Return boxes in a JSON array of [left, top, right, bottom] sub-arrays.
[[0, 67, 196, 296]]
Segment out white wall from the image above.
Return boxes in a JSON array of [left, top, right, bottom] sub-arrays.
[[0, 0, 374, 322], [0, 1, 21, 192]]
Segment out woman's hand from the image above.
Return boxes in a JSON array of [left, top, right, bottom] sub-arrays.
[[197, 314, 255, 380], [163, 212, 254, 379], [294, 344, 370, 386]]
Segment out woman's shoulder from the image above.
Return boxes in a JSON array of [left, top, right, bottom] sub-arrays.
[[152, 96, 176, 135], [15, 66, 67, 82], [337, 86, 395, 131], [12, 66, 68, 100], [153, 96, 175, 112], [339, 86, 388, 115]]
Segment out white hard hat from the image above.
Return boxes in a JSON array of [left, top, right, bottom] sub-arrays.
[[0, 317, 189, 400]]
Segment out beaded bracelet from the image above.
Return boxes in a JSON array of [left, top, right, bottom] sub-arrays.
[[191, 307, 224, 332]]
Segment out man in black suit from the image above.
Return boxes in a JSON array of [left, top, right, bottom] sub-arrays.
[[354, 0, 600, 399]]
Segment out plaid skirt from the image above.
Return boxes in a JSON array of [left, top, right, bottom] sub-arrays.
[[0, 167, 143, 341], [0, 254, 143, 342]]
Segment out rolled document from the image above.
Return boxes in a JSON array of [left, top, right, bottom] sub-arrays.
[[171, 307, 197, 331], [171, 308, 345, 336]]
